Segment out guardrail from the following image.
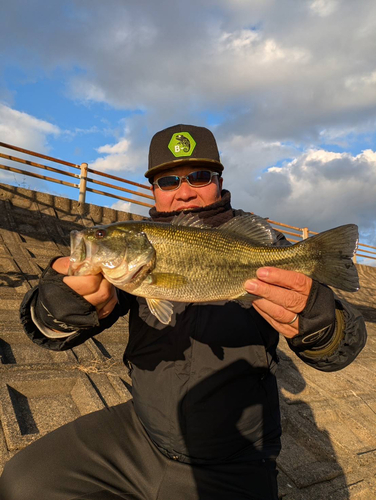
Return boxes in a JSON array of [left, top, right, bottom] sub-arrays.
[[0, 141, 375, 263], [268, 220, 376, 263], [0, 141, 154, 209]]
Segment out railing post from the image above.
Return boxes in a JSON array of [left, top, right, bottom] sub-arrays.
[[302, 227, 309, 239], [353, 253, 357, 264], [79, 162, 88, 205]]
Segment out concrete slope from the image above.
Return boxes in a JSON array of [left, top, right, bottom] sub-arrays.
[[0, 183, 375, 499]]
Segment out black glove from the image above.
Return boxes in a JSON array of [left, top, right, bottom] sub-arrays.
[[34, 258, 100, 333], [287, 280, 336, 353]]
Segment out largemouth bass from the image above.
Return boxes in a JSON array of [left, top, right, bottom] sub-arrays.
[[68, 213, 359, 324]]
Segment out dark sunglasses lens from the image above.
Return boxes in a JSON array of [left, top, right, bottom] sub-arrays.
[[188, 171, 212, 186], [157, 176, 180, 190]]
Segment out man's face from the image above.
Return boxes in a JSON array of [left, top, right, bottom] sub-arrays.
[[152, 164, 223, 212]]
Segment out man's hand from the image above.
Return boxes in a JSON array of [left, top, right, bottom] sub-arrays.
[[244, 267, 312, 339], [52, 257, 118, 320]]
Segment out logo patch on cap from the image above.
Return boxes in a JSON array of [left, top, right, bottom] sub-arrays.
[[168, 132, 196, 158]]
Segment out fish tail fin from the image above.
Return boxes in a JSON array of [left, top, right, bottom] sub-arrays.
[[301, 224, 359, 292]]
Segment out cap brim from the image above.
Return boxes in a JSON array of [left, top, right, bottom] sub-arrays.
[[145, 158, 224, 179]]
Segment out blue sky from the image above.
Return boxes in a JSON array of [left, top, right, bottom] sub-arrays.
[[0, 0, 376, 264]]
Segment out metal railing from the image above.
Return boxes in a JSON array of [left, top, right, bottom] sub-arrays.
[[0, 141, 154, 209], [0, 141, 375, 263], [268, 220, 376, 263]]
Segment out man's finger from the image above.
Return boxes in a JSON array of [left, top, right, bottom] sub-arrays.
[[252, 303, 299, 339], [63, 274, 104, 297], [256, 267, 312, 294], [244, 280, 308, 312], [52, 256, 71, 275], [97, 292, 118, 319], [84, 277, 116, 309], [252, 297, 300, 327]]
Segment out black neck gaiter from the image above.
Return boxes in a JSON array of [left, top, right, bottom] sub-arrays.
[[149, 190, 234, 228]]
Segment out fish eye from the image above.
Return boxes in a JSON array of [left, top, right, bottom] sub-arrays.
[[95, 229, 106, 239]]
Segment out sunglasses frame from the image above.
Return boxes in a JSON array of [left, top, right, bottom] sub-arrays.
[[153, 170, 219, 191]]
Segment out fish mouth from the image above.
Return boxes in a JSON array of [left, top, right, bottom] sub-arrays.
[[68, 231, 86, 275], [68, 227, 155, 287], [68, 230, 102, 276], [131, 266, 144, 281], [105, 263, 145, 287]]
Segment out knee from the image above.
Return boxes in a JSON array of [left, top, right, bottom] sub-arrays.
[[0, 452, 36, 500]]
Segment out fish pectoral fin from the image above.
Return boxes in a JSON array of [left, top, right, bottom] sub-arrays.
[[146, 272, 188, 289], [233, 292, 258, 307], [146, 298, 174, 325]]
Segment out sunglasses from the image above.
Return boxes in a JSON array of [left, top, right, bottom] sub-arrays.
[[153, 170, 219, 191]]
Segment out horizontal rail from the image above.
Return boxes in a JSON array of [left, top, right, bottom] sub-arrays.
[[0, 141, 79, 169], [0, 152, 80, 179], [358, 242, 376, 249], [86, 187, 153, 208], [268, 219, 302, 232], [286, 238, 301, 243], [356, 253, 376, 260], [0, 164, 153, 208], [87, 167, 152, 191], [0, 163, 79, 189], [0, 142, 153, 205], [87, 176, 154, 200], [275, 228, 303, 238], [355, 247, 376, 256]]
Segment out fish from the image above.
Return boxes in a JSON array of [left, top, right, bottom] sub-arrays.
[[68, 213, 359, 325]]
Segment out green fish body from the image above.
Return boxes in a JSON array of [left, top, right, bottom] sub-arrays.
[[69, 213, 359, 324]]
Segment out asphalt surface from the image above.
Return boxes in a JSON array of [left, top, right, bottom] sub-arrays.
[[0, 183, 375, 499]]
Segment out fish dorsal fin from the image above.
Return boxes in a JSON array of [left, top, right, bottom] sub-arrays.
[[219, 214, 277, 246], [146, 298, 174, 325], [171, 213, 210, 229]]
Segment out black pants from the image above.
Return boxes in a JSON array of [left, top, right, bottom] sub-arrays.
[[0, 401, 278, 500]]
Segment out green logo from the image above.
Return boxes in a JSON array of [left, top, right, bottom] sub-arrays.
[[168, 132, 196, 157]]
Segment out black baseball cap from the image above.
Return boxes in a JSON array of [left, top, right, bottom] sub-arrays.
[[145, 124, 224, 180]]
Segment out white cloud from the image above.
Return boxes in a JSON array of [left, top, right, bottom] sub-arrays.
[[97, 139, 130, 155], [221, 134, 297, 165], [0, 0, 375, 148], [219, 29, 259, 51], [90, 136, 146, 173], [228, 148, 376, 239], [0, 104, 62, 192], [309, 0, 340, 17], [111, 200, 132, 213], [0, 103, 60, 152]]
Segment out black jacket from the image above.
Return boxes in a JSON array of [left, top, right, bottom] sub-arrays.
[[19, 196, 367, 463]]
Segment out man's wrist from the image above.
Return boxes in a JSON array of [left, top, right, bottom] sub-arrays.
[[30, 301, 77, 339], [287, 280, 339, 354], [292, 309, 345, 358]]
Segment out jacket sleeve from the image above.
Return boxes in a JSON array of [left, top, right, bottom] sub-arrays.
[[291, 296, 367, 372], [20, 284, 131, 352], [273, 229, 367, 372]]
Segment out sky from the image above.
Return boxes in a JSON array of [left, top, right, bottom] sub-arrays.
[[0, 0, 375, 264]]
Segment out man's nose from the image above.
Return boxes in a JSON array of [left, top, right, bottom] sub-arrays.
[[176, 178, 196, 197]]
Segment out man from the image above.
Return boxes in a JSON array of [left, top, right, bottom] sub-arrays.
[[0, 124, 367, 499]]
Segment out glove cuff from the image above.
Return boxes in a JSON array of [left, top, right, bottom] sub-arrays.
[[287, 280, 336, 353], [34, 257, 99, 332]]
